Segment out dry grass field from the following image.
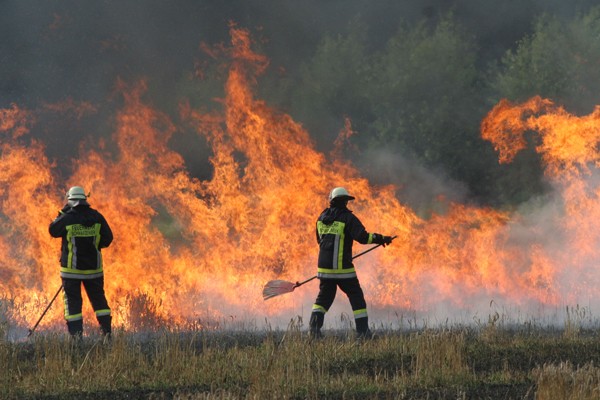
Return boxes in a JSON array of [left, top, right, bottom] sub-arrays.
[[3, 316, 600, 399]]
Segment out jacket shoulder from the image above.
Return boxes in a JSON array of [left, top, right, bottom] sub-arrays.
[[81, 206, 103, 216]]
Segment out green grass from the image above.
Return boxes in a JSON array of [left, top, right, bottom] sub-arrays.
[[3, 325, 600, 399]]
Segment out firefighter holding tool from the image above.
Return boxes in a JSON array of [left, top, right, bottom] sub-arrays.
[[309, 187, 394, 339], [49, 186, 113, 338]]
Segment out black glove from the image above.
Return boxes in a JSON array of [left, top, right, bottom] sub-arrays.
[[373, 233, 394, 247], [59, 204, 71, 215]]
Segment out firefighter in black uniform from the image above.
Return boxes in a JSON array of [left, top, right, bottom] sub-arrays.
[[49, 186, 113, 338], [309, 187, 394, 339]]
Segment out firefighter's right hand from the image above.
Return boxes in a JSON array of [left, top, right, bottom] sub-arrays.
[[373, 233, 394, 247], [59, 204, 71, 215]]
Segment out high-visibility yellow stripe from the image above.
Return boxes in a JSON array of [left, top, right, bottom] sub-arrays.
[[65, 313, 83, 321], [94, 224, 101, 247], [63, 287, 83, 321], [317, 267, 356, 275], [312, 304, 327, 313], [317, 272, 356, 279], [63, 290, 69, 319], [60, 267, 103, 275], [66, 226, 75, 268]]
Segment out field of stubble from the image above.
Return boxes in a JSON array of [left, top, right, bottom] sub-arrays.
[[3, 316, 600, 400]]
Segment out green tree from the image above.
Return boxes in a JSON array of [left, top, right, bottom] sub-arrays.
[[493, 7, 600, 114], [359, 15, 504, 204], [285, 19, 372, 149], [365, 16, 481, 160]]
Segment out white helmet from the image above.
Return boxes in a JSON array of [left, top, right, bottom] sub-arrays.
[[66, 186, 87, 200], [329, 187, 355, 202]]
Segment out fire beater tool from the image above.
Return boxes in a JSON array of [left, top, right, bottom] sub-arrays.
[[262, 236, 396, 300], [27, 285, 63, 338]]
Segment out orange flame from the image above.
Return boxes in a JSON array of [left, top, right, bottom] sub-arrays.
[[481, 96, 600, 306], [482, 96, 600, 178], [2, 27, 600, 333]]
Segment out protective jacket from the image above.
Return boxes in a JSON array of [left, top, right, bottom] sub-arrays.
[[315, 206, 375, 279], [49, 203, 113, 279]]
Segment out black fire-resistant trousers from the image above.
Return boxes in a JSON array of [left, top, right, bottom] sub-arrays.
[[310, 277, 369, 335], [62, 277, 111, 336]]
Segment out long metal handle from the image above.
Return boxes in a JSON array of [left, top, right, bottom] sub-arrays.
[[294, 236, 397, 288], [27, 285, 62, 337], [294, 275, 318, 288]]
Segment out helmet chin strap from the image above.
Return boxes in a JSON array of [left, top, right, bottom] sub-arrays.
[[67, 199, 89, 207]]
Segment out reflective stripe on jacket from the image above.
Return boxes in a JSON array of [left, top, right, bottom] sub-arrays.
[[316, 206, 373, 279]]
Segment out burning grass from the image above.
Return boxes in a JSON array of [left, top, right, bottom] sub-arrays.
[[3, 322, 600, 399]]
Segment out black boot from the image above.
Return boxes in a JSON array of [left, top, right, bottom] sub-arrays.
[[355, 317, 373, 340], [67, 320, 83, 338], [309, 312, 324, 339], [97, 315, 112, 336]]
